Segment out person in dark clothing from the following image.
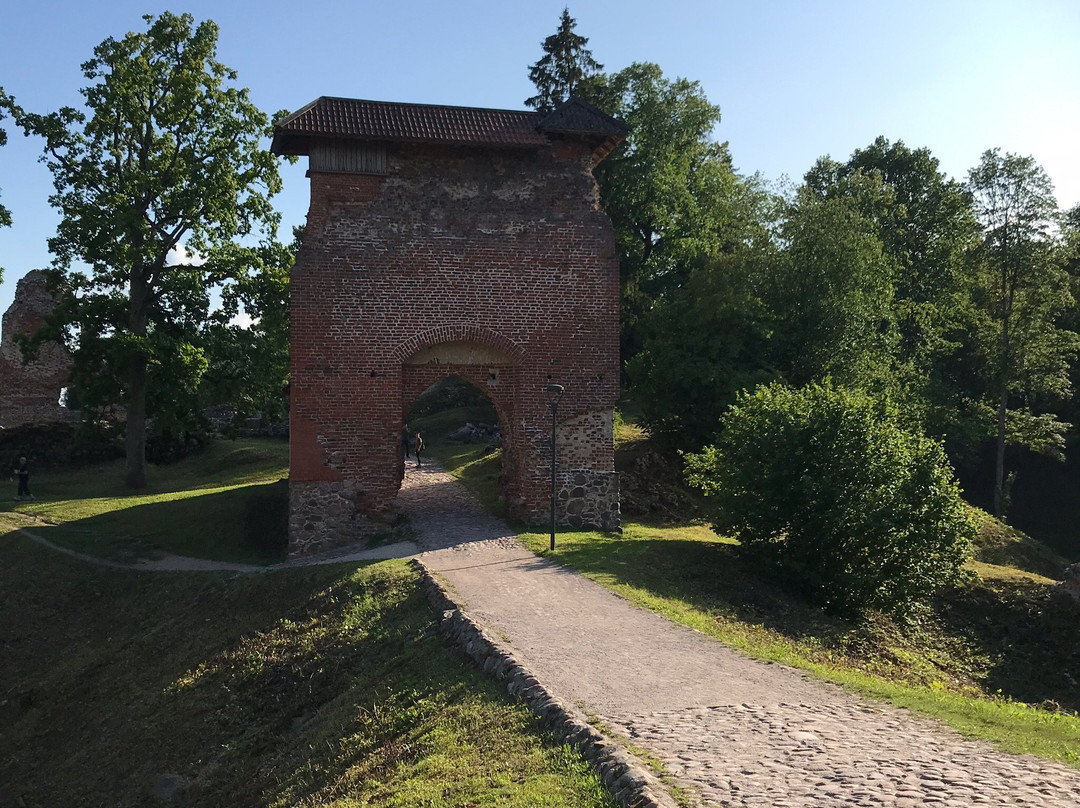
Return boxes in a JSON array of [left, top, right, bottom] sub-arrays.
[[13, 456, 32, 500], [401, 426, 412, 459], [414, 431, 424, 468]]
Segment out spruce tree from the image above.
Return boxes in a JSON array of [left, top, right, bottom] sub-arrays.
[[526, 8, 602, 112]]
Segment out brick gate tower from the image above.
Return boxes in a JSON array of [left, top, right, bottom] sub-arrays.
[[272, 97, 625, 555]]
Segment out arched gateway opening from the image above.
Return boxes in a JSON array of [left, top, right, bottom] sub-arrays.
[[401, 341, 516, 508], [274, 96, 626, 556], [403, 374, 505, 502]]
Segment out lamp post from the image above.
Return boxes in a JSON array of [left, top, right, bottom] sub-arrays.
[[546, 384, 564, 551]]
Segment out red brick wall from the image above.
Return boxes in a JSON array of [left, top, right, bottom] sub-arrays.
[[289, 140, 620, 553], [0, 270, 74, 429]]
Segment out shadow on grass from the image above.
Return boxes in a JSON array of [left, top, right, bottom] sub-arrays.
[[937, 577, 1080, 713], [0, 439, 291, 519], [550, 532, 844, 641], [32, 478, 290, 565], [1, 541, 613, 808]]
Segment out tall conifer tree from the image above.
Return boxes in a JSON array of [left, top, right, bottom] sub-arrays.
[[525, 8, 602, 111]]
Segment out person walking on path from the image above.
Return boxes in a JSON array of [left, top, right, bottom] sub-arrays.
[[401, 426, 412, 459], [414, 431, 424, 468], [12, 456, 32, 500]]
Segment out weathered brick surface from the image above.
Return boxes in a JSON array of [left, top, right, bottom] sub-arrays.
[[0, 270, 75, 429], [288, 137, 620, 554]]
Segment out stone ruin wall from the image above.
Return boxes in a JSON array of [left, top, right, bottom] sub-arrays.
[[0, 270, 75, 429]]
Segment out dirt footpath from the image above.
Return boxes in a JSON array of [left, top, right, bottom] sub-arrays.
[[402, 463, 1080, 808]]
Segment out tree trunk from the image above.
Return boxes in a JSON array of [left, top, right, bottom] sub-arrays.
[[993, 267, 1012, 518], [124, 353, 148, 488], [124, 268, 151, 489], [994, 382, 1007, 518]]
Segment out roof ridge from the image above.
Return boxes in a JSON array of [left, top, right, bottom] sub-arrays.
[[271, 97, 625, 157], [315, 96, 543, 117]]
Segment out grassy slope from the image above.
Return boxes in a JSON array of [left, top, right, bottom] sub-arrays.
[[0, 439, 291, 564], [436, 409, 1080, 767], [0, 530, 614, 808]]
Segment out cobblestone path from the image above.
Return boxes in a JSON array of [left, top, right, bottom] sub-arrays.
[[403, 462, 1080, 807]]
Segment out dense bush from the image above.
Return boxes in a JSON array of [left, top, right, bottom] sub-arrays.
[[684, 381, 974, 616]]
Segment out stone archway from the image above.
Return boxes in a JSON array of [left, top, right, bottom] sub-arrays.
[[275, 96, 625, 556]]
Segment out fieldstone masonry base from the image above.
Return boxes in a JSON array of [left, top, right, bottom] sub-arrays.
[[531, 470, 621, 531], [289, 481, 395, 555]]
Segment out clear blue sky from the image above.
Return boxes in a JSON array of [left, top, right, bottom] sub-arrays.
[[2, 0, 1078, 314]]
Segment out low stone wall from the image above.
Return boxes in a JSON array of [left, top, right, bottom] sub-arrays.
[[412, 558, 678, 808]]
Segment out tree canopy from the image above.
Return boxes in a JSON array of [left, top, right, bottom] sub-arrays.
[[580, 62, 756, 360], [13, 11, 284, 486], [966, 149, 1078, 515], [0, 87, 12, 282]]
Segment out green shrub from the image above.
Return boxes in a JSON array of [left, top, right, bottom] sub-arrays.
[[684, 381, 974, 616]]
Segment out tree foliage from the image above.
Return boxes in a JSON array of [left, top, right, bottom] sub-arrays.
[[525, 7, 602, 112], [13, 12, 284, 486], [201, 234, 294, 424], [629, 245, 775, 450], [684, 382, 974, 616], [581, 63, 749, 359], [803, 139, 981, 434], [966, 150, 1078, 515], [0, 87, 12, 282], [764, 184, 897, 394]]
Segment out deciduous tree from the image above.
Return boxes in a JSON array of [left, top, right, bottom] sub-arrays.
[[966, 150, 1078, 516], [803, 138, 981, 437], [14, 12, 284, 486], [581, 63, 748, 361], [0, 87, 12, 282], [764, 185, 897, 393], [201, 234, 294, 425]]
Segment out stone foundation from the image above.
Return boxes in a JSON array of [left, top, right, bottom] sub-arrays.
[[529, 470, 620, 532], [288, 480, 394, 556]]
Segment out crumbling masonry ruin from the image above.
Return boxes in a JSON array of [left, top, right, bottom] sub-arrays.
[[272, 97, 625, 555], [0, 270, 74, 429]]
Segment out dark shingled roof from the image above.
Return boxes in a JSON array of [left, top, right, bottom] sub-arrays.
[[271, 96, 626, 156], [537, 97, 626, 137]]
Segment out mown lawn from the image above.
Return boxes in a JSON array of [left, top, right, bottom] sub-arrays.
[[1, 439, 291, 564], [0, 530, 615, 807]]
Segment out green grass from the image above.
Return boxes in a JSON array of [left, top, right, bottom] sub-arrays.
[[513, 524, 1080, 767], [1, 439, 291, 564], [0, 533, 615, 808], [423, 405, 1080, 768]]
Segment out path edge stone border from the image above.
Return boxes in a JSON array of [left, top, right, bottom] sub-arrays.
[[411, 557, 680, 808]]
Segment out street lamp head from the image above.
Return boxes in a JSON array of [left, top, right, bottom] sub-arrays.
[[546, 384, 564, 395]]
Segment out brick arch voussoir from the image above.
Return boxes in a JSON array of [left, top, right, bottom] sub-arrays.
[[390, 324, 525, 365], [401, 365, 516, 425]]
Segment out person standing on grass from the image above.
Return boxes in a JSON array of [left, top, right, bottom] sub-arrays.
[[13, 456, 32, 500], [414, 431, 424, 468]]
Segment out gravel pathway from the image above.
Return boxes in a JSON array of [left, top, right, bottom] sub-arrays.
[[403, 463, 1080, 808]]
